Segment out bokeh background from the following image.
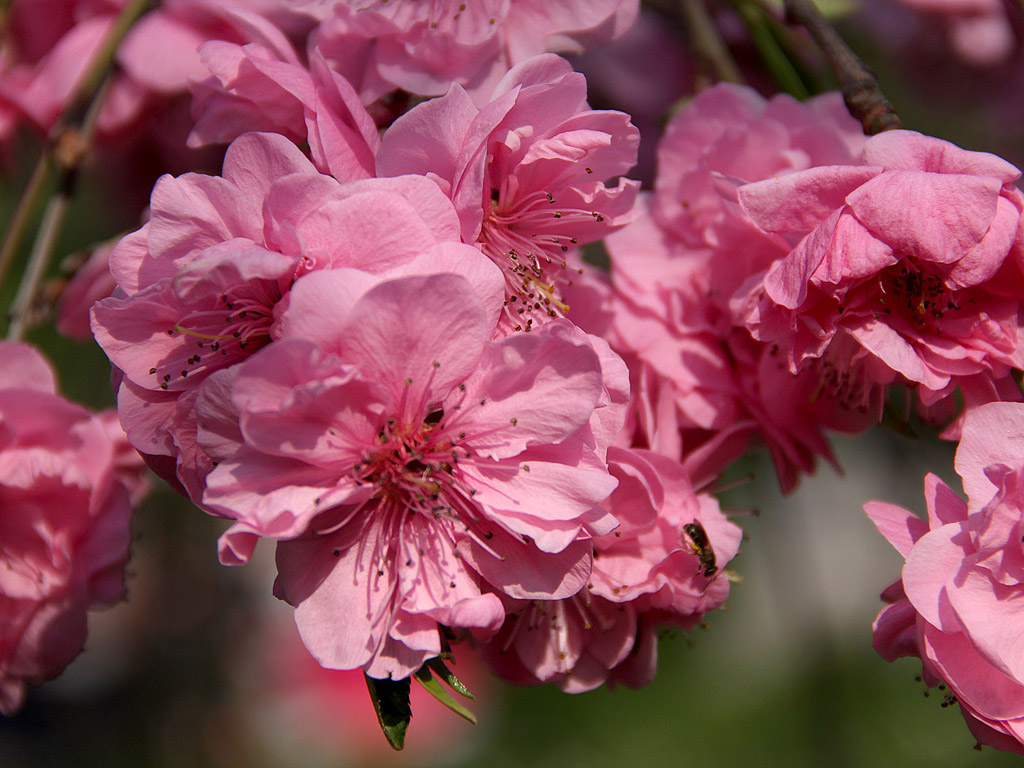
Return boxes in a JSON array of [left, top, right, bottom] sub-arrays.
[[2, 3, 1024, 766]]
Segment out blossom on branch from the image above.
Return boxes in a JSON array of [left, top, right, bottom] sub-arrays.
[[482, 447, 741, 692]]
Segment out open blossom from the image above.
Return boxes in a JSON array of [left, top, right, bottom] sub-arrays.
[[867, 401, 1024, 754], [735, 130, 1024, 422], [379, 53, 639, 332], [0, 342, 135, 714], [482, 447, 742, 692], [585, 84, 871, 491], [196, 267, 627, 678], [91, 130, 462, 500], [311, 0, 639, 106]]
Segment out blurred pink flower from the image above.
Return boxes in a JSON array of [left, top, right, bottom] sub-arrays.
[[379, 54, 639, 332], [0, 342, 135, 714], [867, 401, 1024, 754], [736, 129, 1024, 419], [197, 268, 626, 678], [311, 0, 638, 105], [896, 0, 1017, 66], [482, 447, 742, 692], [55, 243, 118, 342]]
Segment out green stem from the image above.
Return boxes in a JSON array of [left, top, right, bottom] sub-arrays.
[[731, 0, 809, 98], [6, 78, 111, 340], [678, 0, 745, 86], [0, 154, 52, 294], [2, 0, 150, 337]]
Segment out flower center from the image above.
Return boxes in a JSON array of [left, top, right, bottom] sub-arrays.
[[353, 408, 466, 519], [875, 260, 961, 328], [153, 280, 280, 390], [480, 188, 594, 332]]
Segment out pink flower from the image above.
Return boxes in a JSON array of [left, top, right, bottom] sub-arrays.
[[600, 198, 868, 491], [482, 447, 742, 692], [196, 268, 627, 678], [91, 131, 462, 500], [55, 243, 118, 342], [379, 53, 639, 332], [895, 0, 1016, 66], [583, 84, 873, 490], [867, 401, 1024, 754], [0, 342, 134, 714], [653, 83, 865, 303], [188, 41, 381, 182], [311, 0, 639, 105], [736, 130, 1024, 419]]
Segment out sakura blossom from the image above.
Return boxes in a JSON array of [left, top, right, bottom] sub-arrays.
[[735, 129, 1024, 425], [188, 44, 381, 182], [0, 342, 136, 714], [0, 0, 322, 145], [91, 130, 462, 500], [196, 267, 627, 678], [311, 0, 639, 106], [594, 85, 871, 490], [482, 447, 741, 692], [867, 401, 1024, 754], [379, 53, 639, 332]]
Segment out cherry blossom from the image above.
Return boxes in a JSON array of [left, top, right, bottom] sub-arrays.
[[735, 130, 1024, 424], [482, 447, 742, 691], [91, 130, 462, 500], [195, 268, 627, 678], [379, 53, 639, 332], [311, 0, 639, 106], [0, 342, 136, 714]]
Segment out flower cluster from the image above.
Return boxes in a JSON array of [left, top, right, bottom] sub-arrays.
[[3, 1, 1024, 760], [87, 46, 737, 704]]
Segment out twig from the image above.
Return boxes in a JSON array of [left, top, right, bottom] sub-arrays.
[[1, 0, 150, 336], [0, 154, 51, 293], [783, 0, 901, 134], [678, 0, 745, 86], [7, 79, 112, 340]]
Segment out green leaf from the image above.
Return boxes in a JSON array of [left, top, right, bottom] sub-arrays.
[[427, 657, 475, 699], [413, 664, 478, 724], [364, 674, 412, 751]]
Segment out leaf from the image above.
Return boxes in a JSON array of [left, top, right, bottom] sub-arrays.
[[426, 657, 475, 699], [413, 664, 478, 724], [364, 673, 412, 751]]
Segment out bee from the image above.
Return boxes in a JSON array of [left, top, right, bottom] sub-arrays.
[[683, 520, 717, 578]]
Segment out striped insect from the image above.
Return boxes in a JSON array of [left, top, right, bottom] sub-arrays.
[[683, 519, 717, 578]]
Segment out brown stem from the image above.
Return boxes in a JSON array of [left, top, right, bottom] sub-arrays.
[[783, 0, 902, 134], [678, 0, 745, 86]]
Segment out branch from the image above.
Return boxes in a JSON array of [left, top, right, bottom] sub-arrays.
[[678, 0, 745, 86], [783, 0, 902, 134], [1, 0, 150, 336]]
